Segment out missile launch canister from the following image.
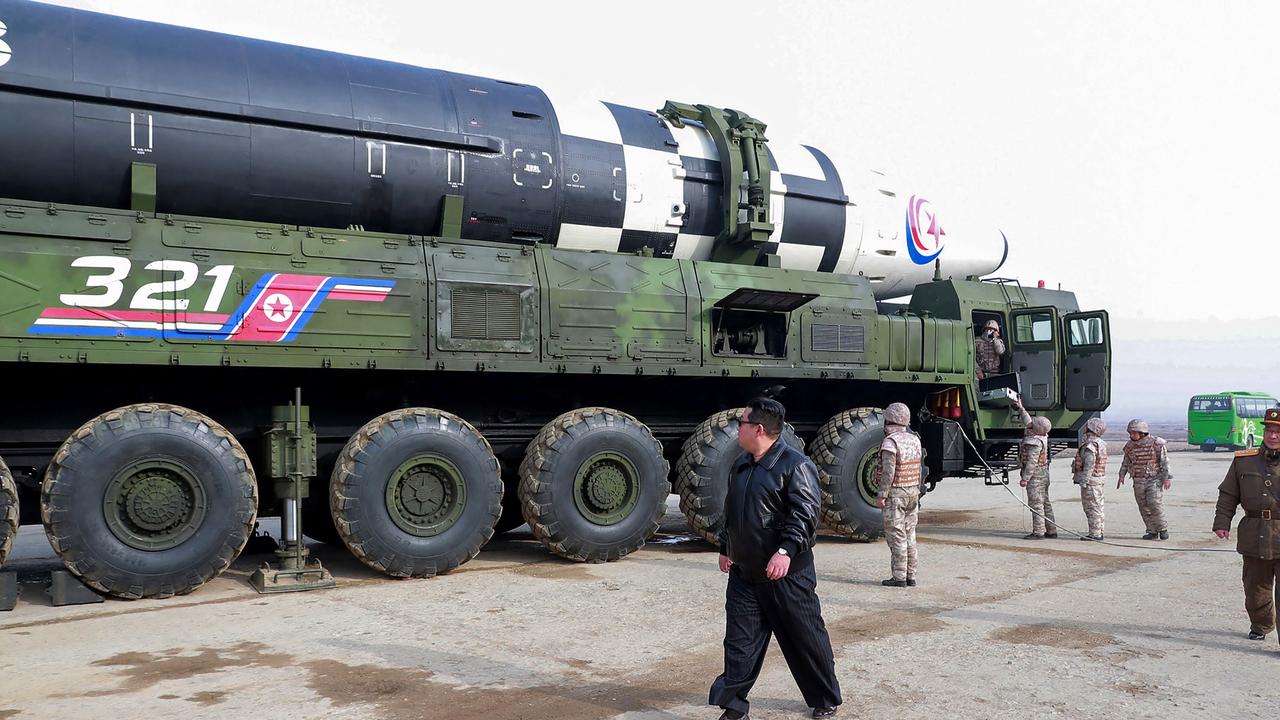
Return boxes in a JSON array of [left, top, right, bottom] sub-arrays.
[[0, 0, 1004, 297]]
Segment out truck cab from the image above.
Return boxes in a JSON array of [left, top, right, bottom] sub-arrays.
[[909, 277, 1112, 475]]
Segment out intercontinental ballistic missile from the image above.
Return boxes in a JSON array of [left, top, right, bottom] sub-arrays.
[[0, 0, 1005, 298]]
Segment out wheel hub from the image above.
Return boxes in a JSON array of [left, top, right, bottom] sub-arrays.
[[385, 456, 466, 537], [104, 459, 207, 551], [858, 448, 881, 507], [574, 451, 640, 526]]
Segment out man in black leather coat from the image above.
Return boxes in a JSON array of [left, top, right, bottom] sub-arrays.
[[708, 397, 842, 720]]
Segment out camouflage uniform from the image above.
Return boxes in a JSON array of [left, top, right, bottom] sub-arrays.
[[877, 403, 923, 583], [1019, 408, 1056, 537], [1072, 417, 1108, 539], [974, 320, 1005, 380], [1120, 423, 1170, 537]]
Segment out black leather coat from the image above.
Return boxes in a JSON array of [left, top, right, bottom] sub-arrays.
[[718, 439, 823, 582]]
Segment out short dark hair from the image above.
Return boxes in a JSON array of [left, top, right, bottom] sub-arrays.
[[746, 397, 785, 437]]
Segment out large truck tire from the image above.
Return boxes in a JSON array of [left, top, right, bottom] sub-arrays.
[[1, 458, 17, 567], [675, 410, 804, 546], [40, 404, 258, 598], [810, 408, 887, 542], [330, 408, 502, 577], [519, 408, 669, 562]]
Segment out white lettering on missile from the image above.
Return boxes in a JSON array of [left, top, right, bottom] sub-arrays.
[[130, 112, 153, 155], [0, 20, 11, 68], [523, 164, 541, 174]]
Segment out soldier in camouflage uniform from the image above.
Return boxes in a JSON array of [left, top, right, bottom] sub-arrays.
[[1013, 398, 1057, 539], [1118, 419, 1171, 540], [877, 402, 923, 588], [974, 319, 1006, 380], [1214, 407, 1280, 646], [1072, 417, 1108, 540]]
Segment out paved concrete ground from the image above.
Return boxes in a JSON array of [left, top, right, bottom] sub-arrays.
[[0, 451, 1273, 720]]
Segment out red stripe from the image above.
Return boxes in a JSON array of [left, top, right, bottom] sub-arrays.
[[40, 307, 230, 323]]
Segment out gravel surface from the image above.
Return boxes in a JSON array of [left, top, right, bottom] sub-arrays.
[[0, 451, 1271, 720]]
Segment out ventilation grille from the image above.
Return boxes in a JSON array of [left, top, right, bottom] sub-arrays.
[[812, 323, 865, 353], [451, 289, 522, 340], [1032, 383, 1050, 400]]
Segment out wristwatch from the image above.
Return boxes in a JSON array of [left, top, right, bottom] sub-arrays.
[[776, 548, 789, 557]]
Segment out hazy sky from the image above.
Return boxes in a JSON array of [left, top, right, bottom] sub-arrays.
[[32, 0, 1280, 418]]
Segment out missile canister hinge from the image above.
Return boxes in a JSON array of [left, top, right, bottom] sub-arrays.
[[659, 101, 775, 266]]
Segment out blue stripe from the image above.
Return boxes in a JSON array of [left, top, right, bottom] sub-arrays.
[[217, 273, 278, 339]]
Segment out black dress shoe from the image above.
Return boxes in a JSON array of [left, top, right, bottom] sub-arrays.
[[1158, 530, 1169, 540], [812, 707, 838, 718], [881, 578, 908, 587], [906, 577, 917, 587], [718, 710, 747, 720], [1248, 630, 1267, 641]]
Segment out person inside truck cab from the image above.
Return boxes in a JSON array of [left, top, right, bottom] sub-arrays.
[[974, 319, 1005, 380]]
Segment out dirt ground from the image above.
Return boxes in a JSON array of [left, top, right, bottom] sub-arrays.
[[0, 451, 1273, 720]]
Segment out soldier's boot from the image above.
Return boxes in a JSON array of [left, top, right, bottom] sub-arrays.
[[1142, 532, 1158, 540], [1158, 530, 1169, 540], [881, 579, 908, 587], [1248, 630, 1267, 641], [1023, 533, 1044, 540], [1044, 532, 1059, 539], [905, 577, 917, 587]]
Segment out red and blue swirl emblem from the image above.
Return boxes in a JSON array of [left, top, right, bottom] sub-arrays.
[[905, 195, 946, 265]]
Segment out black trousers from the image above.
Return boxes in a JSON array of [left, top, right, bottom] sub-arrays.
[[709, 562, 842, 714]]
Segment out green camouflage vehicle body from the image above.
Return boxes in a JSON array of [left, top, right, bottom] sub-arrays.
[[0, 193, 1111, 597]]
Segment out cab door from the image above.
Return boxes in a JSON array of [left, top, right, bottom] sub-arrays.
[[1009, 306, 1061, 409], [1061, 310, 1111, 410]]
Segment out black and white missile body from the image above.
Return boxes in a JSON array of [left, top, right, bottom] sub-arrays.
[[0, 0, 1006, 298]]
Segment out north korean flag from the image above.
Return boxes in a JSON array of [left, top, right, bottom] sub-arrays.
[[225, 274, 330, 343]]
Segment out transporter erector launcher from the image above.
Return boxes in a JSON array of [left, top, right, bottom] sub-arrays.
[[0, 0, 1005, 299]]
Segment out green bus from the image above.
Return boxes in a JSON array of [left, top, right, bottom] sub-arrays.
[[1188, 392, 1280, 452]]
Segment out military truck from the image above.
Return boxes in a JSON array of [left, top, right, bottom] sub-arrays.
[[0, 1, 1110, 597]]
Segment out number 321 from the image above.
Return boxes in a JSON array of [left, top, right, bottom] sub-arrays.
[[58, 256, 235, 313]]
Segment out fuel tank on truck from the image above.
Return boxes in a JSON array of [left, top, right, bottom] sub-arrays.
[[0, 0, 1006, 299]]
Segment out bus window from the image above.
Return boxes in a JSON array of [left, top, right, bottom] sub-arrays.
[[1237, 398, 1267, 418], [1190, 396, 1230, 412]]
